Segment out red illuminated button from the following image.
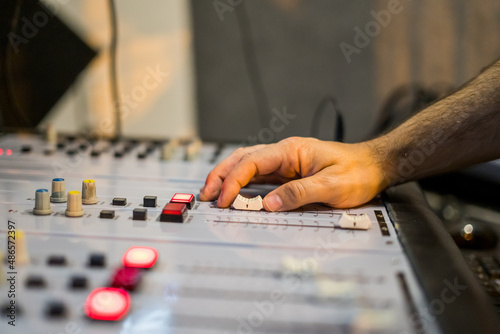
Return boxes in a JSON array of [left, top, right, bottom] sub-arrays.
[[170, 193, 195, 209], [160, 203, 187, 223], [111, 266, 142, 291], [122, 246, 158, 269], [84, 287, 130, 321]]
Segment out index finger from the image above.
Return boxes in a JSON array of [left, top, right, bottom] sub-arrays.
[[217, 144, 286, 207], [200, 145, 267, 201]]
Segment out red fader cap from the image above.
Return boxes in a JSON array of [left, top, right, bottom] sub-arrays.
[[170, 193, 195, 209], [84, 287, 130, 321], [122, 246, 158, 269], [160, 203, 187, 223]]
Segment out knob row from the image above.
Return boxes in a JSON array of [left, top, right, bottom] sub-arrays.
[[33, 179, 98, 217]]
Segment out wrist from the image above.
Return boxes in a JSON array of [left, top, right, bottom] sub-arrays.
[[363, 136, 395, 190]]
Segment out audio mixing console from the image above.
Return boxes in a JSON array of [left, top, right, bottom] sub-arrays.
[[0, 133, 496, 334]]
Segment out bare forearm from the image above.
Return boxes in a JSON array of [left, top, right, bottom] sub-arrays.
[[201, 59, 500, 211], [369, 59, 500, 186]]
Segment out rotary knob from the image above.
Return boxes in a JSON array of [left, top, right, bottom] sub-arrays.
[[50, 178, 67, 203], [66, 191, 84, 217], [82, 179, 98, 205], [33, 189, 52, 215]]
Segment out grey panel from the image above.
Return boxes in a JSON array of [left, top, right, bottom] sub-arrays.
[[191, 0, 376, 143], [0, 133, 442, 333]]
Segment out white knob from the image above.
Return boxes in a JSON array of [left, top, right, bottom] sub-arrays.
[[50, 178, 67, 203], [82, 179, 98, 205], [161, 139, 179, 161], [33, 189, 52, 215], [66, 191, 84, 217], [185, 139, 202, 161], [46, 123, 57, 146]]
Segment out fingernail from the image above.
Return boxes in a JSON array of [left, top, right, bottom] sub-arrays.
[[265, 194, 283, 212], [217, 190, 224, 207]]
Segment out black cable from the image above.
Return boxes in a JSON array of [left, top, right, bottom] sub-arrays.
[[108, 0, 121, 139], [234, 2, 270, 128], [310, 96, 344, 142]]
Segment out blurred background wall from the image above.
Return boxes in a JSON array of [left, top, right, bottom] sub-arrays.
[[3, 0, 500, 142], [192, 0, 500, 143], [38, 0, 197, 139]]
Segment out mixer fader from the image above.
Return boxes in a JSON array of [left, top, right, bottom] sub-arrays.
[[0, 133, 454, 333]]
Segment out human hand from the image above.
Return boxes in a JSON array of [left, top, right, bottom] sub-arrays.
[[199, 137, 388, 211]]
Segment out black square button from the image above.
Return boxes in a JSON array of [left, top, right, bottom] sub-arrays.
[[47, 255, 67, 266], [100, 210, 115, 219], [143, 196, 157, 207], [26, 275, 46, 288], [88, 253, 106, 268], [112, 197, 127, 206], [45, 300, 66, 318], [69, 275, 88, 289], [133, 208, 148, 221]]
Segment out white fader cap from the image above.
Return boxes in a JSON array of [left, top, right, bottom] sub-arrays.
[[66, 191, 84, 217], [338, 212, 371, 230], [50, 178, 67, 203], [33, 189, 52, 215], [82, 179, 98, 205]]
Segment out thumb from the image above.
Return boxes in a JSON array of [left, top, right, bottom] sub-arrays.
[[263, 176, 326, 212]]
